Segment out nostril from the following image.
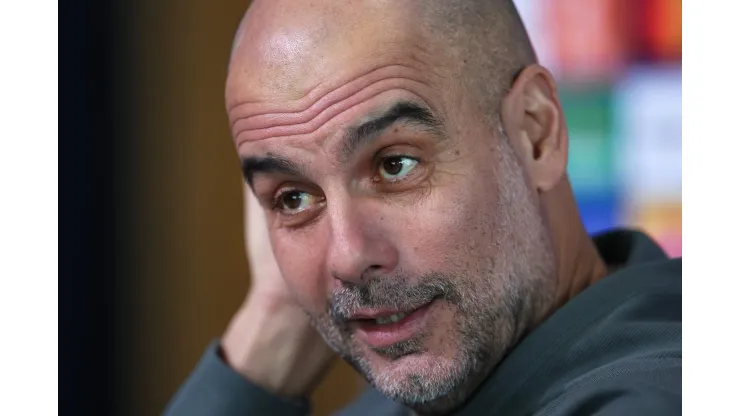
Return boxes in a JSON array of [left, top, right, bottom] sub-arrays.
[[361, 265, 383, 281]]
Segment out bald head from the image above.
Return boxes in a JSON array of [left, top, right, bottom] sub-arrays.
[[228, 0, 536, 125]]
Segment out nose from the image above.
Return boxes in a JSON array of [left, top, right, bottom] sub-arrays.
[[325, 201, 399, 286]]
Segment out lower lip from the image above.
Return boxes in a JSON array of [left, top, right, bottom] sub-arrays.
[[352, 300, 437, 348]]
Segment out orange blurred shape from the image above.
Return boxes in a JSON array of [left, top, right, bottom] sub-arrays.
[[631, 203, 682, 258], [646, 0, 682, 61]]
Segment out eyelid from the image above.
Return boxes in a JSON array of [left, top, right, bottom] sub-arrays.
[[375, 144, 423, 163], [378, 155, 420, 171]]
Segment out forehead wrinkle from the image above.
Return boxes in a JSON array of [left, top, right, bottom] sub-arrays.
[[233, 80, 437, 146], [226, 62, 390, 114], [228, 63, 432, 133], [230, 72, 428, 134], [235, 87, 440, 160]]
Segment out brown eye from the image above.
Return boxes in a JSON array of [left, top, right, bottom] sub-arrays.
[[281, 192, 303, 210], [383, 158, 404, 175], [379, 156, 418, 181], [275, 190, 320, 215]]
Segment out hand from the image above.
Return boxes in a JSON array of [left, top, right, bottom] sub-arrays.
[[221, 187, 336, 397], [243, 190, 289, 299]]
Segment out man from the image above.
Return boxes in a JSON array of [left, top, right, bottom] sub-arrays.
[[165, 0, 681, 414]]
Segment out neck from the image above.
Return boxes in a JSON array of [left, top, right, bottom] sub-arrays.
[[541, 179, 608, 316]]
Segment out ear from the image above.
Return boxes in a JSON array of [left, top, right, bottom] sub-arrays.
[[500, 64, 568, 193]]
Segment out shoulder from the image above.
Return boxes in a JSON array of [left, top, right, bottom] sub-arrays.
[[539, 258, 682, 415], [538, 356, 681, 416]]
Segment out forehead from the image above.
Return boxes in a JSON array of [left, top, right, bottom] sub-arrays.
[[225, 0, 449, 115]]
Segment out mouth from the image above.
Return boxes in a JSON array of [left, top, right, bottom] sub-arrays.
[[348, 297, 440, 349]]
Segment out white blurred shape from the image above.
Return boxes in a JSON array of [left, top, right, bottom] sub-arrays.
[[614, 65, 682, 207]]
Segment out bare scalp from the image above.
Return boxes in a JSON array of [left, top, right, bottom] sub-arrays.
[[228, 0, 536, 132]]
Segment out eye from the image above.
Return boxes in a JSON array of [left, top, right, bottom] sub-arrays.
[[378, 156, 419, 181], [274, 190, 322, 215]]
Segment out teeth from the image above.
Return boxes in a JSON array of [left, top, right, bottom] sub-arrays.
[[375, 312, 407, 324]]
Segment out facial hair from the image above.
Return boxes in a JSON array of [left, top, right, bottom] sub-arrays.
[[307, 131, 556, 414]]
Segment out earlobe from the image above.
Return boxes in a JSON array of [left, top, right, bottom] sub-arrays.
[[500, 64, 568, 193]]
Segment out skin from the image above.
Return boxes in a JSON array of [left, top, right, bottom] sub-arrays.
[[221, 1, 608, 414]]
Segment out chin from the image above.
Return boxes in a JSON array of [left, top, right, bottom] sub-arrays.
[[362, 343, 473, 412]]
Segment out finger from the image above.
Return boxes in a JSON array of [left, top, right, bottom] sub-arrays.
[[245, 185, 268, 234]]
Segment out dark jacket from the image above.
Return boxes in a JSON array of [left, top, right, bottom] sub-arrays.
[[165, 229, 682, 415]]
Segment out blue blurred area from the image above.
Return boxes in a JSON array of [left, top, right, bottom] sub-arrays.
[[578, 192, 619, 235]]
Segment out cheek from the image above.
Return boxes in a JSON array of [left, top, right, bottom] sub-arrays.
[[272, 231, 330, 313], [394, 184, 496, 273]]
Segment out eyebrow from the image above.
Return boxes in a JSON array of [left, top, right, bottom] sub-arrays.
[[240, 101, 446, 187], [241, 155, 305, 187], [341, 101, 446, 162]]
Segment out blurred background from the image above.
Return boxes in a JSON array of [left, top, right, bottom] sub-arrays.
[[60, 0, 681, 415], [516, 0, 682, 256]]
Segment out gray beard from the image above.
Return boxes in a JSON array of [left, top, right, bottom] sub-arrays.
[[308, 269, 530, 415], [371, 332, 427, 360]]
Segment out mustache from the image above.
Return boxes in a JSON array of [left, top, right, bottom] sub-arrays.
[[329, 272, 461, 323]]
